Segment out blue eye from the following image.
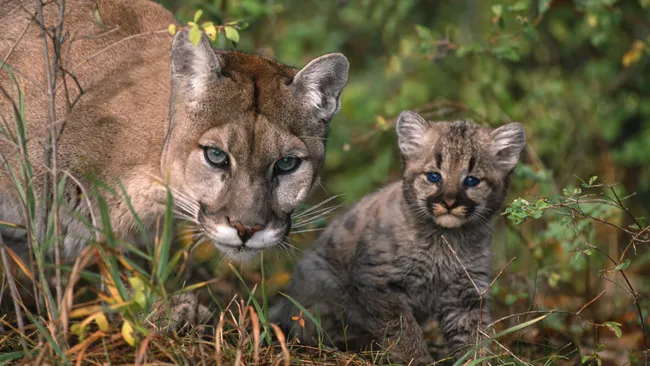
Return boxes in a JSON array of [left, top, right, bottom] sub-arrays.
[[464, 176, 480, 187], [426, 172, 442, 183]]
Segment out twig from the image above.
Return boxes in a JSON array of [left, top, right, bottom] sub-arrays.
[[69, 29, 169, 73], [34, 0, 65, 345], [576, 290, 606, 315], [478, 329, 528, 365], [441, 235, 481, 295], [441, 235, 487, 336], [485, 257, 516, 295], [1, 13, 35, 67]]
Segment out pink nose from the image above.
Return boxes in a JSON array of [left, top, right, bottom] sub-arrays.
[[442, 199, 456, 209]]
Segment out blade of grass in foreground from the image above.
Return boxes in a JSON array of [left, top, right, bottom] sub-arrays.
[[228, 263, 273, 345], [155, 188, 174, 283], [278, 292, 334, 347], [453, 313, 550, 366]]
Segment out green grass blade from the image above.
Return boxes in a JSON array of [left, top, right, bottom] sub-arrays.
[[453, 314, 549, 366], [278, 292, 333, 346], [155, 188, 174, 283]]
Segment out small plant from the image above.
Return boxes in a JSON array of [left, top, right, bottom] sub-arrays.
[[168, 9, 247, 45]]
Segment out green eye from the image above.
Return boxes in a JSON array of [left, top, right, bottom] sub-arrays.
[[204, 147, 228, 166], [274, 156, 301, 175]]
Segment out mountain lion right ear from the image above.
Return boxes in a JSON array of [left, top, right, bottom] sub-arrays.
[[170, 29, 221, 100], [291, 53, 349, 121], [396, 110, 429, 156]]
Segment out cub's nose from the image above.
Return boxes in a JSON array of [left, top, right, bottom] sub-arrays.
[[442, 198, 456, 209], [228, 219, 265, 244]]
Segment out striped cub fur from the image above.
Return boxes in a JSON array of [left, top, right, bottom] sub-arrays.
[[271, 110, 525, 364]]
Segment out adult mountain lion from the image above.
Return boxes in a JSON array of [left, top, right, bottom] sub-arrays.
[[0, 0, 349, 265]]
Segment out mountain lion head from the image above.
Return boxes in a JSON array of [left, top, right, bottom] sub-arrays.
[[161, 31, 349, 259]]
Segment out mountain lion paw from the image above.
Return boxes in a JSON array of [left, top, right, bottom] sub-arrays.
[[148, 293, 213, 333]]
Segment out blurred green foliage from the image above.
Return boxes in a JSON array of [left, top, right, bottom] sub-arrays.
[[161, 0, 650, 360]]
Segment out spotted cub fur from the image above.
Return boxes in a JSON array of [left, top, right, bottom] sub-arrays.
[[271, 110, 526, 364]]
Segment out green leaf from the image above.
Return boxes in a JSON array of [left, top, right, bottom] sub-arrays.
[[202, 22, 217, 41], [523, 24, 538, 41], [614, 259, 631, 271], [493, 46, 520, 61], [189, 25, 202, 46], [603, 321, 622, 338], [224, 26, 240, 43], [491, 4, 503, 17], [414, 24, 433, 40], [582, 355, 592, 364], [510, 1, 530, 12], [539, 0, 552, 15], [504, 293, 518, 305], [193, 9, 203, 23], [457, 42, 484, 57], [466, 355, 501, 366], [93, 6, 105, 28], [589, 176, 598, 185]]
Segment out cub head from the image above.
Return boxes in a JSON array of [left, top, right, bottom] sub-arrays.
[[396, 110, 525, 229], [161, 31, 349, 259]]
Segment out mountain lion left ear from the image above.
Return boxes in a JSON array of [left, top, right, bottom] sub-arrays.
[[290, 53, 349, 121], [170, 29, 221, 100], [490, 122, 526, 172]]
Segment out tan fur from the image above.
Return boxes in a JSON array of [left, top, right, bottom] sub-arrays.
[[0, 0, 349, 258]]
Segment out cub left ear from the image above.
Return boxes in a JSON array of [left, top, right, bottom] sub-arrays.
[[490, 122, 526, 172], [291, 53, 349, 121]]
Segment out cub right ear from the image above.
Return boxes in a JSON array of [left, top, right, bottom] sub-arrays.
[[291, 53, 349, 121], [170, 29, 221, 100], [490, 122, 526, 172], [396, 110, 429, 156]]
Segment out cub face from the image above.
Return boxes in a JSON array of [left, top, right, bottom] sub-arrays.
[[161, 31, 348, 259], [397, 111, 525, 229]]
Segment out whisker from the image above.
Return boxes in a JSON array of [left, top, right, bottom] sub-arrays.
[[293, 194, 344, 218], [290, 228, 325, 234], [298, 135, 329, 141], [292, 207, 341, 230], [293, 203, 343, 223], [278, 241, 299, 264]]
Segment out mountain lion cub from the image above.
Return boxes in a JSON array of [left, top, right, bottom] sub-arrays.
[[271, 111, 525, 364], [0, 0, 348, 260]]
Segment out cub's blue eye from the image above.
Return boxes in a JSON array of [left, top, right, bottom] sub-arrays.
[[274, 156, 302, 175], [204, 147, 228, 167], [426, 172, 442, 183], [464, 176, 480, 187]]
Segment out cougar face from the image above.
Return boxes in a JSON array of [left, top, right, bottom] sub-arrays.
[[162, 32, 349, 259], [397, 111, 526, 230]]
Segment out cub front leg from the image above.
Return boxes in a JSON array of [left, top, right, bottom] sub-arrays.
[[354, 290, 432, 365], [438, 282, 491, 359]]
